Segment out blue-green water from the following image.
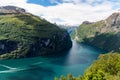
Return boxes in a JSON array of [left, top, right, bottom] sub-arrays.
[[0, 41, 105, 80]]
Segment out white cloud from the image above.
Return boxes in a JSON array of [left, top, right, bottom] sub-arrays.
[[0, 0, 119, 26], [62, 0, 81, 3], [0, 0, 27, 6]]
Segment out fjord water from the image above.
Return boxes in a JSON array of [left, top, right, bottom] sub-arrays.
[[0, 40, 105, 80]]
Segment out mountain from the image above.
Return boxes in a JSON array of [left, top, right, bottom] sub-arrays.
[[0, 6, 26, 14], [0, 6, 72, 59], [76, 11, 120, 52]]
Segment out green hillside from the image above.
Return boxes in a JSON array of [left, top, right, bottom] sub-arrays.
[[0, 7, 72, 59], [76, 12, 120, 52]]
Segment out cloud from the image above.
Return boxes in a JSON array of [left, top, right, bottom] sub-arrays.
[[0, 0, 119, 26], [62, 0, 81, 3], [49, 0, 60, 4], [0, 0, 27, 6]]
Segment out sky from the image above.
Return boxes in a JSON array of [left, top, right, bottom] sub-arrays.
[[0, 0, 120, 26]]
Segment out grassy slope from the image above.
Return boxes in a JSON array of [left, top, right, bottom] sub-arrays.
[[77, 21, 106, 41], [0, 14, 67, 59], [76, 21, 120, 52], [0, 14, 64, 40]]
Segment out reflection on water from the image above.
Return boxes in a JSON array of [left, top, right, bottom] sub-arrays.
[[0, 40, 105, 80], [64, 41, 89, 65]]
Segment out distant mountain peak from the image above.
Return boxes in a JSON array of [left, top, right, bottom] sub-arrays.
[[0, 6, 26, 14]]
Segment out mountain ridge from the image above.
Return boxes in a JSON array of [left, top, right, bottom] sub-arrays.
[[76, 11, 120, 52]]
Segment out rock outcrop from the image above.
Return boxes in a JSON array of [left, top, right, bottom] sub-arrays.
[[82, 21, 93, 25], [105, 11, 120, 32], [0, 6, 26, 14]]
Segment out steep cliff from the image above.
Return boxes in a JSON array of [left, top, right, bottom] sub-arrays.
[[76, 11, 120, 52], [0, 6, 72, 59]]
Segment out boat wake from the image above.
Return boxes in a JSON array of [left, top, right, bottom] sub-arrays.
[[0, 62, 43, 74], [0, 64, 17, 70]]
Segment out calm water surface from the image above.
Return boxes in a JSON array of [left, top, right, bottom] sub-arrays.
[[0, 40, 105, 80]]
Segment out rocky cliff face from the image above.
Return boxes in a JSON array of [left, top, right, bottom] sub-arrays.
[[105, 11, 120, 32], [0, 6, 72, 59], [27, 31, 72, 56], [76, 11, 120, 52]]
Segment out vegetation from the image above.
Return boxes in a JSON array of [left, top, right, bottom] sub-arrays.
[[54, 73, 82, 80], [0, 14, 72, 59], [0, 14, 64, 40], [76, 20, 120, 52], [83, 53, 120, 80], [83, 32, 120, 52], [70, 31, 76, 39], [77, 21, 106, 41], [56, 53, 120, 80]]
